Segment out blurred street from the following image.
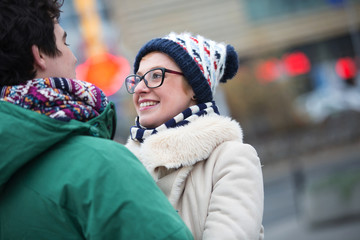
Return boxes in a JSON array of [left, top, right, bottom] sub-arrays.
[[58, 1, 360, 238], [262, 140, 360, 240]]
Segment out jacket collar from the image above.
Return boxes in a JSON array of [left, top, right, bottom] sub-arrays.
[[0, 101, 116, 193], [126, 114, 243, 173]]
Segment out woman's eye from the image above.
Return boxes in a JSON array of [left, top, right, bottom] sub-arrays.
[[149, 72, 162, 80], [152, 73, 162, 79]]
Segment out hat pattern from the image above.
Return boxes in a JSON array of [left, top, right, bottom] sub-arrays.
[[165, 33, 226, 94]]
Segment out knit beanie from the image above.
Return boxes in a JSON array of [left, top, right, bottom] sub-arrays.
[[133, 32, 239, 103]]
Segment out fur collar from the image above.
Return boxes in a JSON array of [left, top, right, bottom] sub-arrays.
[[126, 114, 243, 173]]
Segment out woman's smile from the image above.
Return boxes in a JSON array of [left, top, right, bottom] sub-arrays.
[[139, 100, 159, 111]]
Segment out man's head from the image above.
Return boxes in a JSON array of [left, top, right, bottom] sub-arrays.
[[0, 0, 76, 86]]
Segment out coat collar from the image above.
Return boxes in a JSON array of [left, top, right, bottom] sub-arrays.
[[126, 114, 243, 174]]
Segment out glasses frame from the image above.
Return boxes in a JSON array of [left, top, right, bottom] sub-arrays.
[[125, 67, 184, 94]]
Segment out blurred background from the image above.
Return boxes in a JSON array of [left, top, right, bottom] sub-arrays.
[[61, 0, 360, 239]]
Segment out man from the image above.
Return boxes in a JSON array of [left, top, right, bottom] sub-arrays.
[[0, 0, 193, 239]]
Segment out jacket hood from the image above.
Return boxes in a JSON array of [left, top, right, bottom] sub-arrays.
[[0, 101, 116, 192], [126, 114, 243, 176]]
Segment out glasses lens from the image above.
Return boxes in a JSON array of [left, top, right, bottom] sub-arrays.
[[145, 69, 164, 88], [125, 68, 165, 93], [125, 75, 139, 93]]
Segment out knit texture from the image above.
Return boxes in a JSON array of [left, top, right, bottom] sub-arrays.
[[130, 101, 219, 142], [133, 32, 239, 103], [0, 77, 108, 122]]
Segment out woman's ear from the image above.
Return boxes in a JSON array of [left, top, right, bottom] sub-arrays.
[[190, 95, 198, 106], [31, 45, 46, 71]]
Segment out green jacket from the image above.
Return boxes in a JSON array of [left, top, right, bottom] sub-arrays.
[[0, 101, 193, 240]]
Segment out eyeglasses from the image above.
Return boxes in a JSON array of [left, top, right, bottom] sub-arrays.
[[125, 67, 184, 94]]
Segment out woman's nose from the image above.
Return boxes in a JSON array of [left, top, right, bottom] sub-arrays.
[[134, 79, 149, 93]]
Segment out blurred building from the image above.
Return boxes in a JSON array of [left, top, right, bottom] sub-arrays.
[[107, 0, 360, 60], [61, 0, 360, 144], [60, 1, 360, 234], [61, 0, 119, 63], [104, 0, 360, 141]]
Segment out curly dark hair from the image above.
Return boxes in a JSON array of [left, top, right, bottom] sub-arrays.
[[0, 0, 64, 86]]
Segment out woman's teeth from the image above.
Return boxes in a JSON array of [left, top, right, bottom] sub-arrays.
[[140, 101, 157, 108]]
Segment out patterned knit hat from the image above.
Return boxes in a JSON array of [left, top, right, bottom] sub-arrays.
[[133, 32, 239, 103]]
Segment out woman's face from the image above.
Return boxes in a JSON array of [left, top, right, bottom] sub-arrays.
[[133, 52, 196, 128]]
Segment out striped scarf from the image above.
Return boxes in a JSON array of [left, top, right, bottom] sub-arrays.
[[0, 77, 108, 122], [130, 101, 219, 142]]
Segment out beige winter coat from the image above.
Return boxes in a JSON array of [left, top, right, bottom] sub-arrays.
[[126, 114, 264, 240]]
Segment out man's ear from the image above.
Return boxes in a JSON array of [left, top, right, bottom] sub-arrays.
[[31, 45, 46, 70]]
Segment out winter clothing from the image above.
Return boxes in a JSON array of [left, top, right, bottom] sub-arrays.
[[130, 101, 219, 142], [133, 32, 239, 103], [0, 77, 108, 122], [128, 32, 264, 239], [0, 78, 193, 240], [126, 109, 264, 239]]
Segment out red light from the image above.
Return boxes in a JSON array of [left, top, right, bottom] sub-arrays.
[[283, 52, 311, 77], [76, 53, 130, 96], [335, 57, 357, 80], [255, 58, 281, 83]]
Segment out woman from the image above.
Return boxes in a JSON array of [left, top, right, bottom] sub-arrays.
[[125, 32, 264, 239]]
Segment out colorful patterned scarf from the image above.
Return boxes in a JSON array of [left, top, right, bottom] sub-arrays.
[[130, 101, 219, 142], [0, 77, 108, 122]]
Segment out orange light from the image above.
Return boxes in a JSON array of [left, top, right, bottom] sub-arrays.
[[76, 53, 130, 96], [74, 0, 131, 96]]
